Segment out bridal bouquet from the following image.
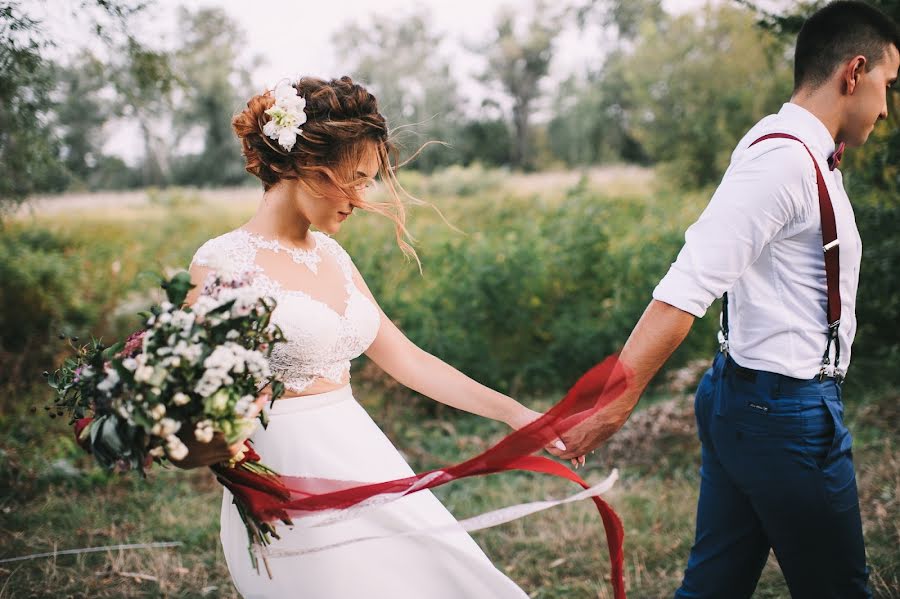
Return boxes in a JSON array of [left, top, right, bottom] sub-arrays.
[[45, 269, 288, 573]]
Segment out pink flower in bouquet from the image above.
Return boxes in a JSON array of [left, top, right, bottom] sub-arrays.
[[118, 330, 147, 358]]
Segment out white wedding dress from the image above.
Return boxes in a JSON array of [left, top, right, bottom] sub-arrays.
[[191, 229, 528, 599]]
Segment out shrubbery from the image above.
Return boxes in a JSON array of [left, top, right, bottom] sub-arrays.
[[343, 175, 720, 395], [847, 195, 900, 389], [9, 169, 894, 403]]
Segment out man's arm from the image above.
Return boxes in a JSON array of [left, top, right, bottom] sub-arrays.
[[557, 299, 694, 459]]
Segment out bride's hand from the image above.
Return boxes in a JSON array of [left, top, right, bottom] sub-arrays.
[[506, 407, 587, 470], [170, 392, 270, 470]]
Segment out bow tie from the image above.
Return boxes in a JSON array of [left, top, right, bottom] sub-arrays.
[[828, 142, 845, 171]]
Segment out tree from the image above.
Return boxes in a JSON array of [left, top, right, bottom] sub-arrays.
[[0, 4, 68, 206], [574, 0, 664, 43], [105, 39, 175, 187], [52, 51, 110, 187], [170, 6, 256, 186], [546, 0, 662, 166], [335, 10, 461, 171], [612, 4, 793, 186], [0, 0, 170, 207], [477, 2, 565, 170]]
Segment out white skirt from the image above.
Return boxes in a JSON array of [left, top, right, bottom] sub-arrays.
[[220, 385, 529, 599]]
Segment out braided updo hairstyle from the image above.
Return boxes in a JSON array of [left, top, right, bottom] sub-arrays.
[[232, 76, 419, 258]]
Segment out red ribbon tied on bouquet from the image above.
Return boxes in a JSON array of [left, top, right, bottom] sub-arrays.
[[218, 355, 632, 599]]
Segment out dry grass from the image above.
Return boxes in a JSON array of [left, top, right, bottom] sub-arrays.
[[2, 380, 897, 598], [15, 165, 656, 222]]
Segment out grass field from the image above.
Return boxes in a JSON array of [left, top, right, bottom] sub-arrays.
[[1, 167, 897, 598]]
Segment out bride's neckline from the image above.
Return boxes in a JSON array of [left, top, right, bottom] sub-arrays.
[[238, 228, 323, 273]]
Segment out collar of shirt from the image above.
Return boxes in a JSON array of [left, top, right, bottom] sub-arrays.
[[777, 102, 838, 162]]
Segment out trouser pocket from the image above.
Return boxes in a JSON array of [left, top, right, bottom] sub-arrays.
[[818, 397, 859, 513]]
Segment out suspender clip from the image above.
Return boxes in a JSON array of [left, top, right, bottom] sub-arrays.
[[834, 369, 845, 386], [717, 330, 729, 355], [823, 239, 840, 253], [818, 358, 830, 382]]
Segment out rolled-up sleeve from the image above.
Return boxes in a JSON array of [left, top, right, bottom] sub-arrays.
[[653, 142, 817, 317]]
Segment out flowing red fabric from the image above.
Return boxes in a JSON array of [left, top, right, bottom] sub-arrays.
[[218, 355, 631, 599]]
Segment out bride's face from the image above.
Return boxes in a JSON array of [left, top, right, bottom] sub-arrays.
[[294, 145, 380, 235]]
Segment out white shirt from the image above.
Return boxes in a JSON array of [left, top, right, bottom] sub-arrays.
[[653, 103, 862, 379]]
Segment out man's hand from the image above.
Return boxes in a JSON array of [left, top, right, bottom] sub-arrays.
[[556, 398, 635, 460], [508, 406, 587, 468], [556, 300, 696, 461]]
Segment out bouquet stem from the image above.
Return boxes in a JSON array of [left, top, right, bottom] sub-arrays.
[[213, 457, 290, 579]]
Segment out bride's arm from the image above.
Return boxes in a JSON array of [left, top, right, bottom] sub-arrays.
[[354, 265, 527, 426], [354, 265, 579, 463]]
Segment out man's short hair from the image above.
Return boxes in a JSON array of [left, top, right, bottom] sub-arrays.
[[795, 1, 900, 90]]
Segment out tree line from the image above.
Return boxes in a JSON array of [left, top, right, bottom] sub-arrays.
[[1, 0, 897, 208]]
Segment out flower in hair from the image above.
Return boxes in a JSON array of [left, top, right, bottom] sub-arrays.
[[263, 81, 307, 151]]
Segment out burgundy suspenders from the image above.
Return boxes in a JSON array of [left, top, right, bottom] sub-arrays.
[[719, 133, 844, 382]]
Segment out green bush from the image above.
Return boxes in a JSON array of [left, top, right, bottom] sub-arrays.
[[847, 195, 900, 388], [343, 177, 719, 397], [0, 204, 244, 390], [0, 226, 101, 385]]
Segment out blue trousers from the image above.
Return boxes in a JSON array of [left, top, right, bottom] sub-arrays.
[[674, 353, 870, 598]]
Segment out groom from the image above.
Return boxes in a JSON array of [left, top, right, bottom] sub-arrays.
[[560, 2, 899, 597]]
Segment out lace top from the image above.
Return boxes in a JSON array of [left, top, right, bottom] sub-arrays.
[[190, 229, 381, 393]]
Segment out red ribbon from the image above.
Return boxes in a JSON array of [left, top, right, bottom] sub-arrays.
[[218, 355, 631, 599], [73, 417, 94, 452]]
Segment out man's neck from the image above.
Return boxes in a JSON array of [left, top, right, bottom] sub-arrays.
[[789, 88, 842, 143]]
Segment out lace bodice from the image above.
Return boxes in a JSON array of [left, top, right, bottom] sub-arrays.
[[190, 229, 381, 393]]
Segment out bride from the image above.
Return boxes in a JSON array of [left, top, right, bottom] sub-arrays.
[[177, 76, 581, 598]]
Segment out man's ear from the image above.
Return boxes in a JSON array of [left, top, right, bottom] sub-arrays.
[[843, 55, 867, 95]]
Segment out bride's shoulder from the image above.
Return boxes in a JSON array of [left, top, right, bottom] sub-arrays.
[[190, 228, 251, 268], [313, 231, 353, 263]]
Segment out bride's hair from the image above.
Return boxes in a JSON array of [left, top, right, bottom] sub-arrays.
[[232, 76, 421, 260]]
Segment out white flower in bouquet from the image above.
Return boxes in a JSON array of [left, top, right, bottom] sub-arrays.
[[171, 310, 195, 332], [152, 417, 181, 438], [134, 364, 154, 383], [194, 419, 215, 443], [234, 394, 255, 416], [172, 392, 191, 406], [116, 402, 134, 422], [165, 435, 188, 461], [191, 295, 220, 320], [173, 340, 203, 365], [149, 403, 166, 420], [96, 368, 120, 393]]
